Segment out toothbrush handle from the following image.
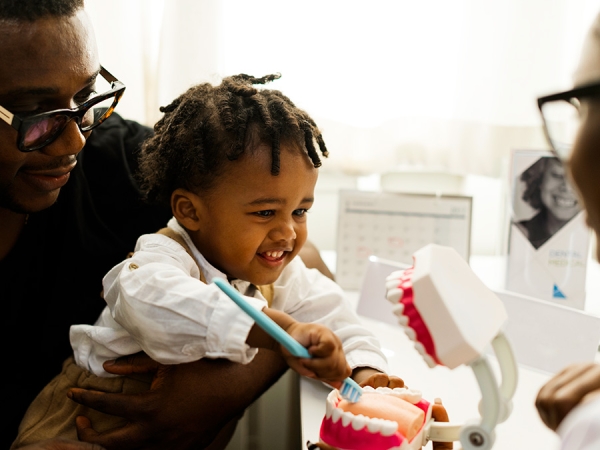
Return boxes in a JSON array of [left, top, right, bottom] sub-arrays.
[[213, 278, 312, 359]]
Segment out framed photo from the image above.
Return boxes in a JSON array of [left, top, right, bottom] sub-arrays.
[[506, 150, 590, 309]]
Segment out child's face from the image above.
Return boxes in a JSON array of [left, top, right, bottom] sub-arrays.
[[189, 142, 318, 285]]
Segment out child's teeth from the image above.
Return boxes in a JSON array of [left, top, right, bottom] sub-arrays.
[[264, 251, 283, 258]]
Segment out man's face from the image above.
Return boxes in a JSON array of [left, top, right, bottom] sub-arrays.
[[0, 10, 100, 213], [188, 143, 318, 286], [569, 97, 600, 260]]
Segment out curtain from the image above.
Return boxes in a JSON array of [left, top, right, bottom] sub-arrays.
[[85, 0, 599, 178]]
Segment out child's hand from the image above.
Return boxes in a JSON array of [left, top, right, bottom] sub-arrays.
[[283, 322, 351, 385], [352, 367, 405, 388]]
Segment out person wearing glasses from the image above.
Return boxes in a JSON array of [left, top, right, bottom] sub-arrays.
[[1, 2, 295, 449], [534, 11, 600, 450]]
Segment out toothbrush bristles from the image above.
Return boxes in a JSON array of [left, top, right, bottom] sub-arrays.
[[340, 378, 362, 403]]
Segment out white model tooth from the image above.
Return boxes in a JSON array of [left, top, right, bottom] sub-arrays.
[[326, 389, 339, 410], [351, 414, 367, 431], [380, 420, 399, 436], [391, 303, 405, 316], [378, 387, 392, 395], [366, 417, 382, 433], [392, 388, 422, 404], [404, 327, 416, 341], [386, 270, 403, 281], [422, 353, 437, 368], [397, 315, 409, 327], [414, 341, 426, 355], [386, 287, 404, 303], [341, 411, 353, 427], [385, 277, 401, 290], [325, 398, 333, 418], [332, 407, 343, 423]]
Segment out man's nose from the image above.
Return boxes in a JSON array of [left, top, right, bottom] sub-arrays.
[[40, 119, 88, 157]]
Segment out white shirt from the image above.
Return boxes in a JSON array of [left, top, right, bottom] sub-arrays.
[[71, 218, 388, 377], [556, 394, 600, 450]]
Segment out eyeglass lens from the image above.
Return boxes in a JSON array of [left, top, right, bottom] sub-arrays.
[[22, 97, 115, 150], [23, 115, 69, 148], [541, 98, 580, 161]]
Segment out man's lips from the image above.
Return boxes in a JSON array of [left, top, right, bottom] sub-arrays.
[[20, 162, 77, 192]]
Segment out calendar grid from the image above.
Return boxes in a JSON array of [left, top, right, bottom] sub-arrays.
[[335, 190, 472, 290]]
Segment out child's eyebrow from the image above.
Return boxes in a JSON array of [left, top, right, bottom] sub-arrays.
[[247, 197, 314, 206]]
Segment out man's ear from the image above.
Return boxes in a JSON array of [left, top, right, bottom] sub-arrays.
[[171, 188, 203, 231]]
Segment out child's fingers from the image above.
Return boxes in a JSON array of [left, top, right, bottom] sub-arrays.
[[303, 358, 351, 380], [287, 359, 317, 378], [306, 335, 337, 358], [360, 373, 396, 388]]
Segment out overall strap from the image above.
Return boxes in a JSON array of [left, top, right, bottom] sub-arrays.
[[156, 227, 207, 283], [257, 284, 274, 307]]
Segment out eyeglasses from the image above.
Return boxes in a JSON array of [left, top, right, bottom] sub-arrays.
[[537, 81, 600, 161], [0, 66, 125, 152]]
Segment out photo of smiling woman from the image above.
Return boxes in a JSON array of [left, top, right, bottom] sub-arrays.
[[514, 156, 581, 250]]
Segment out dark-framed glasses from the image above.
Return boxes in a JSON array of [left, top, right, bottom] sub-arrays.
[[0, 66, 125, 152], [537, 81, 600, 161]]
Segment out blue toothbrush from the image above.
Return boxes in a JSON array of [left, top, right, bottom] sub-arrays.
[[213, 278, 362, 402]]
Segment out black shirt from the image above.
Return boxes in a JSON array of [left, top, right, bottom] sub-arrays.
[[2, 113, 171, 447]]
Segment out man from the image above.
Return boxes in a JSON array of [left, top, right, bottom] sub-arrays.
[[1, 1, 289, 448], [535, 10, 600, 450]]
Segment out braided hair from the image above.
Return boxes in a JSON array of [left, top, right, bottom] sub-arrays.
[[0, 0, 83, 20], [138, 73, 329, 207]]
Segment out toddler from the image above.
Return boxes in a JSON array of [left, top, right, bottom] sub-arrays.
[[13, 73, 397, 448]]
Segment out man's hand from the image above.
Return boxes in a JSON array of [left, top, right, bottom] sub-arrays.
[[16, 438, 106, 450], [536, 362, 600, 431], [67, 351, 287, 450], [283, 322, 352, 387]]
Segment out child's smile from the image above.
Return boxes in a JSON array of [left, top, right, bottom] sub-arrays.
[[184, 141, 318, 286]]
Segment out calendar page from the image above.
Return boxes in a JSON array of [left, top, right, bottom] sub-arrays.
[[335, 190, 472, 290]]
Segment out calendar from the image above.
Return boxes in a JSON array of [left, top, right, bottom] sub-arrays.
[[335, 190, 472, 290]]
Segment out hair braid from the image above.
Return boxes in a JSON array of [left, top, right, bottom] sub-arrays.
[[138, 73, 329, 206]]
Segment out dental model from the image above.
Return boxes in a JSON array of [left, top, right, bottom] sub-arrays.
[[318, 244, 518, 450], [319, 386, 435, 450]]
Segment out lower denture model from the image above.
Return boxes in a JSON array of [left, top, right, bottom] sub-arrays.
[[318, 244, 518, 450]]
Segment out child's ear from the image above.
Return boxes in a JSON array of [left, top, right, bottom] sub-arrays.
[[171, 188, 203, 231]]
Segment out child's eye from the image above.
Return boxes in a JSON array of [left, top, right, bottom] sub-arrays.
[[293, 208, 309, 217], [254, 210, 274, 218]]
